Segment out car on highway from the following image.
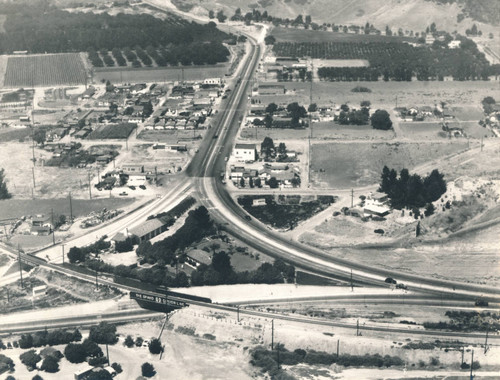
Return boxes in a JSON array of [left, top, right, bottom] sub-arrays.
[[245, 215, 251, 221], [119, 192, 128, 196], [385, 277, 397, 284], [139, 185, 146, 190]]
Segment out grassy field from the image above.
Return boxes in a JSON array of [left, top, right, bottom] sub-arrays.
[[271, 27, 413, 43], [94, 63, 229, 84], [4, 53, 86, 87], [0, 127, 32, 142], [311, 141, 468, 189]]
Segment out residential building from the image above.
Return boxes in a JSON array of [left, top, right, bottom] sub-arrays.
[[129, 218, 168, 242], [234, 143, 257, 162], [122, 163, 144, 174]]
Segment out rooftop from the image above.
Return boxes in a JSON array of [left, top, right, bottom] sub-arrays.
[[129, 218, 165, 238], [235, 143, 256, 150]]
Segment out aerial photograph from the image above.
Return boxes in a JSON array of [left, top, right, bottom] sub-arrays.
[[0, 0, 499, 379]]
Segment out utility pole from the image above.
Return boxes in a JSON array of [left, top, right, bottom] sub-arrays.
[[106, 344, 110, 366], [51, 208, 55, 245], [62, 244, 65, 264], [69, 192, 73, 223], [356, 319, 360, 336], [18, 246, 24, 288], [351, 189, 354, 208], [95, 270, 98, 289], [461, 346, 464, 366], [88, 171, 92, 199], [350, 269, 353, 291], [271, 319, 274, 350], [237, 305, 240, 323], [32, 167, 36, 195], [484, 329, 489, 354], [337, 339, 340, 358], [470, 349, 474, 380], [481, 136, 483, 152]]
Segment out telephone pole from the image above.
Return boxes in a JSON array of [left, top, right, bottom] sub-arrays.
[[51, 208, 55, 245], [470, 349, 474, 380], [484, 329, 489, 354], [350, 269, 354, 291], [271, 319, 274, 350], [88, 171, 92, 199], [351, 189, 354, 208], [18, 247, 24, 288], [69, 192, 73, 223], [62, 244, 65, 264], [337, 339, 340, 358], [237, 306, 240, 323]]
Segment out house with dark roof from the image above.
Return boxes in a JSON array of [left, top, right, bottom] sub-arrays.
[[129, 218, 168, 242]]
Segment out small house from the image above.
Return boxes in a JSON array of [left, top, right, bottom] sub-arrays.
[[234, 143, 256, 162]]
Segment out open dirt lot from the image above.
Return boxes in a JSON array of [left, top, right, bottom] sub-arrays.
[[0, 142, 95, 199], [258, 81, 500, 113], [311, 141, 469, 189]]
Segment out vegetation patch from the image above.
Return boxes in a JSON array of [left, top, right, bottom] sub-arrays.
[[87, 123, 136, 139], [238, 195, 336, 230], [424, 311, 500, 332]]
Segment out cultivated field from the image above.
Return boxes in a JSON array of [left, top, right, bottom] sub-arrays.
[[311, 141, 469, 189], [94, 63, 229, 84], [3, 53, 86, 87], [271, 26, 412, 43]]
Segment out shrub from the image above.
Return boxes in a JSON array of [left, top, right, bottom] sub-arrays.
[[124, 335, 134, 348], [40, 355, 59, 373], [148, 339, 163, 355], [111, 362, 123, 373], [20, 350, 42, 370], [142, 362, 156, 377], [0, 354, 15, 375], [135, 337, 143, 347]]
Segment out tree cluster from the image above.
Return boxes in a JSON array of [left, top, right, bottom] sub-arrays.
[[19, 350, 41, 370], [64, 339, 103, 364], [380, 166, 447, 209], [0, 10, 232, 61], [137, 206, 214, 265], [251, 345, 404, 377], [336, 105, 370, 125], [67, 237, 111, 263], [278, 37, 499, 81], [191, 252, 295, 286], [88, 322, 118, 345], [18, 329, 82, 349]]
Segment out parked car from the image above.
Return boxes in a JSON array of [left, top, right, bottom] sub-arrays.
[[385, 277, 397, 284], [119, 192, 128, 196], [139, 185, 146, 190]]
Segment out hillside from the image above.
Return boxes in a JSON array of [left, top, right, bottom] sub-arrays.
[[174, 0, 500, 33]]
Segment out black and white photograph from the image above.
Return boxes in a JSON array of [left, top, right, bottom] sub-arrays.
[[0, 0, 499, 379]]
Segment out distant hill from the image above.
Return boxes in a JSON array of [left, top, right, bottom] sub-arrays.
[[175, 0, 500, 32]]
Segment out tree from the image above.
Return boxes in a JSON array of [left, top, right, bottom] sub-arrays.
[[32, 376, 44, 380], [360, 100, 371, 108], [67, 247, 85, 263], [424, 203, 435, 217], [287, 102, 307, 120], [264, 35, 276, 45], [216, 10, 227, 23], [20, 350, 42, 370], [208, 10, 215, 19], [308, 103, 317, 112], [212, 251, 233, 280], [135, 337, 143, 347], [40, 355, 59, 373], [239, 176, 245, 187], [148, 339, 163, 355], [124, 335, 134, 348], [33, 129, 46, 145], [142, 362, 156, 378], [255, 177, 262, 188], [268, 177, 279, 188], [261, 136, 275, 158], [277, 142, 287, 156], [0, 169, 11, 199], [265, 102, 278, 115], [89, 322, 118, 345], [370, 109, 393, 130], [64, 343, 87, 363], [111, 362, 123, 374]]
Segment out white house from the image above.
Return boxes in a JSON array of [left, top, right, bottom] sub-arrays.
[[233, 143, 256, 162], [203, 78, 222, 86], [448, 40, 461, 49]]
